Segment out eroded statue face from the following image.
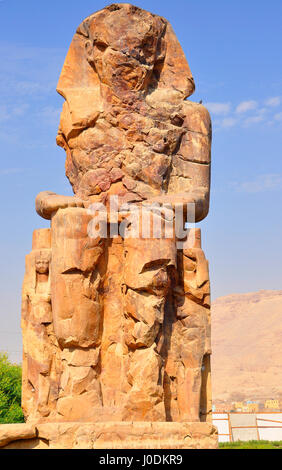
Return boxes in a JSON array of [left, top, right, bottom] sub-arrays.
[[89, 44, 152, 92], [85, 8, 165, 92], [35, 251, 51, 274], [56, 9, 169, 197]]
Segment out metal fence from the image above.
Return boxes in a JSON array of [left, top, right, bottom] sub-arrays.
[[213, 412, 282, 442]]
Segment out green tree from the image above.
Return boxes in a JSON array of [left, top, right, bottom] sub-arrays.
[[0, 353, 24, 424]]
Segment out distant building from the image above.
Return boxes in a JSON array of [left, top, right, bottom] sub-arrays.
[[231, 401, 259, 413], [245, 403, 259, 413], [213, 403, 232, 413], [233, 402, 244, 411], [265, 399, 279, 409]]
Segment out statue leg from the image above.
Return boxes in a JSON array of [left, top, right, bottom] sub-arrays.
[[172, 228, 211, 422], [122, 235, 177, 421], [51, 207, 104, 421], [98, 236, 131, 421]]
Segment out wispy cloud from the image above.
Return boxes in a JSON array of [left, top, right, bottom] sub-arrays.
[[243, 113, 265, 127], [0, 105, 9, 122], [13, 104, 29, 116], [236, 100, 258, 114], [265, 96, 281, 107], [221, 117, 237, 128], [205, 102, 231, 115], [274, 112, 282, 121], [0, 104, 29, 122], [39, 106, 61, 126], [13, 81, 55, 96], [207, 97, 282, 130], [0, 168, 24, 176], [0, 42, 63, 98], [0, 41, 64, 150], [233, 174, 282, 193]]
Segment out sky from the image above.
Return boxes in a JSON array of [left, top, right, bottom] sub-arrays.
[[0, 0, 281, 363]]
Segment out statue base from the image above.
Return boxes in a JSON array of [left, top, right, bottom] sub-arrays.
[[0, 422, 218, 449]]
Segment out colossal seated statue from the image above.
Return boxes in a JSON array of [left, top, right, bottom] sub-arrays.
[[18, 3, 217, 449]]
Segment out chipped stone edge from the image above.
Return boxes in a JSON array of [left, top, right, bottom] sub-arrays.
[[0, 423, 37, 448]]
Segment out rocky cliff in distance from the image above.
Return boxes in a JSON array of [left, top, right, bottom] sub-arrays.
[[212, 290, 282, 403]]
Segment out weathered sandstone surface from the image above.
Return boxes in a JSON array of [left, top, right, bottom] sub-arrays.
[[1, 422, 217, 449], [0, 424, 36, 448]]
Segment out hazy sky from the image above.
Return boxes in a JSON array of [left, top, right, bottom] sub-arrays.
[[0, 0, 281, 362]]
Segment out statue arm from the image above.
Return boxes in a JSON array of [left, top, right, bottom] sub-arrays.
[[35, 191, 84, 220], [167, 101, 211, 222]]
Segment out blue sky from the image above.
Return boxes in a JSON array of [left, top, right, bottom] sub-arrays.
[[0, 0, 281, 362]]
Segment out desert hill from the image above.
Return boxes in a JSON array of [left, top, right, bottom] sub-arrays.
[[211, 289, 282, 402]]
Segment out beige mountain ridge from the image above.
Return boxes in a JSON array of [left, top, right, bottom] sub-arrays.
[[212, 289, 282, 403]]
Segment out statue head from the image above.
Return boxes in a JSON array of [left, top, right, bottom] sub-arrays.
[[57, 4, 195, 131], [35, 250, 51, 274], [84, 4, 166, 93], [55, 4, 201, 204]]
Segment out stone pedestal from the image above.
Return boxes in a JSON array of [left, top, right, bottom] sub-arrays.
[[1, 422, 217, 449]]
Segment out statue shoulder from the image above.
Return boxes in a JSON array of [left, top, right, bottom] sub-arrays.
[[182, 100, 212, 136]]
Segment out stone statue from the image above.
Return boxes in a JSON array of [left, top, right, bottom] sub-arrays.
[[15, 4, 217, 449], [21, 229, 61, 421]]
